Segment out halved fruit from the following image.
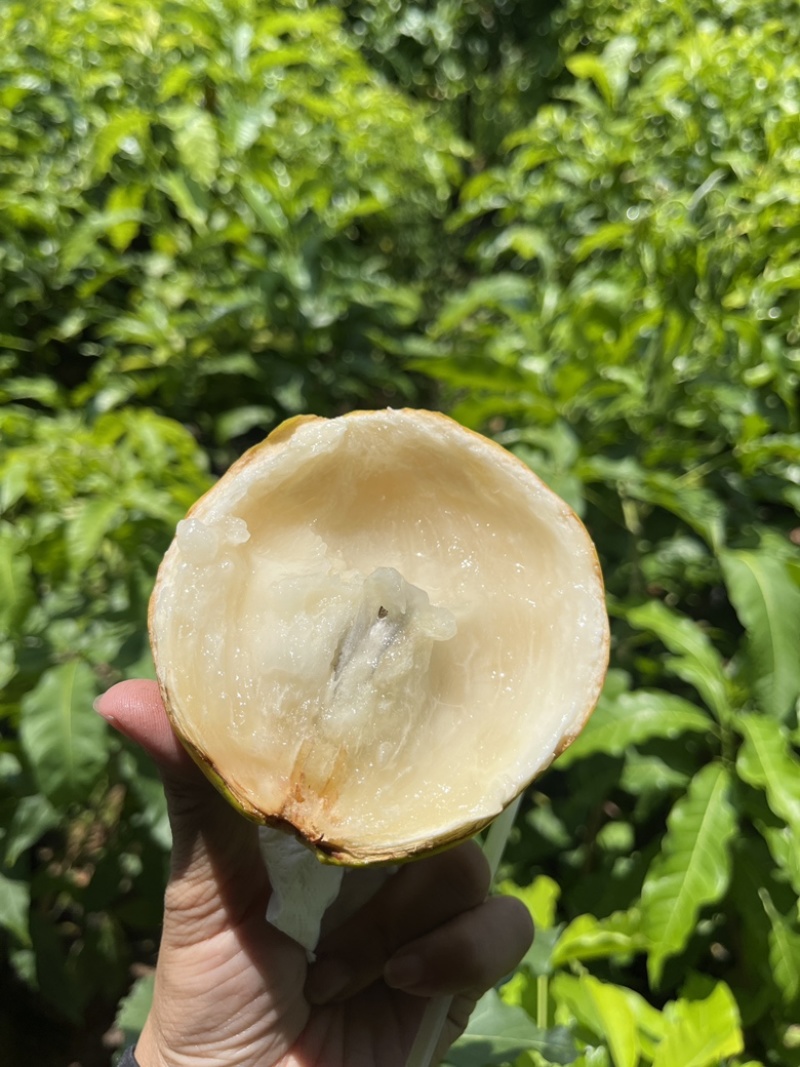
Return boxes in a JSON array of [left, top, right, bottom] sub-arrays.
[[149, 409, 609, 864]]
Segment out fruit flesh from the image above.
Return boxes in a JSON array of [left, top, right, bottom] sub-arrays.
[[151, 411, 608, 863]]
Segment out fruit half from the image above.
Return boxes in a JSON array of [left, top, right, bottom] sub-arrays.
[[149, 409, 609, 864]]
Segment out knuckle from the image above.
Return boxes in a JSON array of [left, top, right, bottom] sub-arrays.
[[437, 841, 491, 910], [496, 895, 535, 949], [455, 923, 488, 978]]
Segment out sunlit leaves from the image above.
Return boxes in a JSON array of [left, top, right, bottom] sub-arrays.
[[720, 551, 800, 722], [640, 763, 737, 985], [164, 105, 220, 189], [0, 527, 32, 632], [18, 662, 106, 806], [759, 889, 800, 1007], [555, 974, 640, 1067], [736, 715, 800, 841], [91, 110, 151, 179], [552, 911, 645, 968], [650, 983, 743, 1067], [104, 184, 147, 253], [66, 498, 122, 572], [566, 35, 637, 108], [548, 977, 744, 1067], [500, 875, 561, 930], [3, 0, 800, 1059], [556, 689, 710, 768], [625, 602, 732, 723], [0, 0, 461, 444], [0, 401, 211, 1038]]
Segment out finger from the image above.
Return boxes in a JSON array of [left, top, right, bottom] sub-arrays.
[[95, 679, 198, 780], [305, 841, 491, 1004], [95, 680, 267, 938], [384, 895, 533, 998]]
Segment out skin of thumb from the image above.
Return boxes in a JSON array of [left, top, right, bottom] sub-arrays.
[[95, 680, 269, 936], [94, 679, 196, 778]]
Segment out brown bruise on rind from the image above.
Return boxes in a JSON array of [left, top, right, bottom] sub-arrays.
[[148, 408, 610, 867]]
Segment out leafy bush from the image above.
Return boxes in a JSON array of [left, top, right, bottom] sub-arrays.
[[335, 0, 564, 156], [0, 406, 208, 1026], [3, 0, 800, 1064], [0, 0, 461, 461], [422, 1, 800, 1063], [0, 0, 460, 1052]]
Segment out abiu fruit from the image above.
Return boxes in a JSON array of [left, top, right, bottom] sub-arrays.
[[149, 409, 609, 864]]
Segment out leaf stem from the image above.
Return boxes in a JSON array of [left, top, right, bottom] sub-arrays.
[[537, 974, 548, 1030]]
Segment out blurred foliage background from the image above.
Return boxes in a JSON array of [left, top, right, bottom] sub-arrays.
[[2, 0, 800, 1064]]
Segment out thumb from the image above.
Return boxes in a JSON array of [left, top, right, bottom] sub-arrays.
[[95, 680, 269, 939]]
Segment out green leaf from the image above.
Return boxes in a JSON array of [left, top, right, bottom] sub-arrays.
[[641, 763, 737, 985], [556, 689, 711, 768], [552, 974, 641, 1067], [215, 405, 275, 444], [0, 871, 30, 945], [522, 924, 564, 978], [552, 910, 645, 967], [626, 601, 732, 722], [0, 642, 15, 690], [0, 455, 30, 513], [566, 37, 636, 110], [446, 989, 576, 1066], [165, 105, 220, 189], [720, 550, 800, 720], [436, 274, 531, 333], [18, 662, 106, 806], [573, 223, 631, 263], [114, 972, 155, 1054], [61, 209, 145, 271], [585, 978, 640, 1067], [757, 823, 800, 899], [635, 476, 725, 552], [499, 875, 560, 930], [3, 793, 60, 867], [91, 110, 150, 178], [104, 184, 146, 253], [159, 172, 208, 231], [65, 497, 121, 571], [566, 53, 615, 108], [759, 888, 800, 1005], [572, 1051, 612, 1067], [621, 752, 691, 796], [736, 714, 800, 838], [650, 983, 743, 1067], [0, 532, 32, 631], [29, 911, 82, 1020]]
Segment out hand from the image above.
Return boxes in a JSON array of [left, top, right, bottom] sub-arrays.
[[96, 680, 533, 1067]]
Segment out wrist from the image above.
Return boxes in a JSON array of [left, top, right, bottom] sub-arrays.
[[129, 1019, 165, 1067]]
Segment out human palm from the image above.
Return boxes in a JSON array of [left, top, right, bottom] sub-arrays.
[[98, 681, 532, 1067]]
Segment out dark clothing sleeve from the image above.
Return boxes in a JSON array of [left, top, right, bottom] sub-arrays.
[[118, 1048, 139, 1067]]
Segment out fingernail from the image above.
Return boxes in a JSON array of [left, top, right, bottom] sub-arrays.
[[384, 952, 424, 990], [93, 694, 123, 731], [305, 959, 351, 1004], [93, 694, 112, 718]]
